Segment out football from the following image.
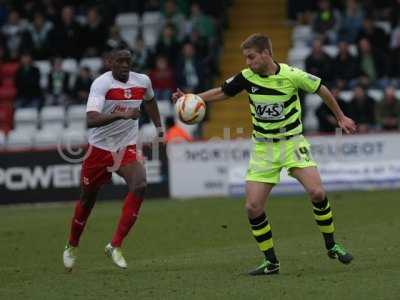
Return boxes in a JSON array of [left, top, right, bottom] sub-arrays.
[[175, 93, 206, 124]]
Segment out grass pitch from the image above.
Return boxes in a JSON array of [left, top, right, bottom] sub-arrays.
[[0, 190, 399, 300]]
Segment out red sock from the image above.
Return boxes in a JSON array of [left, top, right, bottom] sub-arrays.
[[111, 192, 143, 247], [68, 200, 94, 247]]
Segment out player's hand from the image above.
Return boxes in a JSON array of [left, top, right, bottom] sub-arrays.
[[119, 108, 141, 120], [171, 88, 185, 103], [156, 126, 164, 141], [337, 115, 357, 134]]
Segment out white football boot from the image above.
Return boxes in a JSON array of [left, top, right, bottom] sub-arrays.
[[63, 243, 77, 271], [105, 243, 127, 269]]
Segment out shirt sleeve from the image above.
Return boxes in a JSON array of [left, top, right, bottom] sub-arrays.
[[221, 72, 247, 97], [86, 77, 108, 112], [143, 75, 155, 101], [290, 67, 322, 94]]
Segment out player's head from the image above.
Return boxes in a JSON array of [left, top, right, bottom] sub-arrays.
[[240, 33, 273, 74], [110, 48, 132, 82]]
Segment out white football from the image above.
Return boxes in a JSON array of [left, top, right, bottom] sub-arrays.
[[175, 94, 206, 124]]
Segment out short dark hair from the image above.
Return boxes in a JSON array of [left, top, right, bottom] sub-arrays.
[[240, 33, 273, 54]]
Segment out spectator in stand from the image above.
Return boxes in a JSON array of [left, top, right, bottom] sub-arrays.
[[0, 2, 8, 27], [154, 23, 181, 65], [183, 28, 209, 59], [14, 52, 43, 108], [105, 25, 129, 52], [164, 116, 192, 143], [131, 36, 151, 73], [356, 17, 389, 53], [98, 51, 111, 74], [71, 66, 92, 105], [46, 56, 70, 106], [81, 7, 107, 57], [48, 5, 82, 58], [183, 28, 215, 88], [316, 87, 349, 133], [305, 39, 333, 84], [0, 42, 9, 64], [376, 86, 400, 130], [357, 38, 388, 87], [21, 11, 53, 60], [333, 41, 361, 89], [388, 0, 400, 29], [347, 85, 376, 133], [144, 0, 161, 12], [176, 42, 204, 93], [185, 3, 216, 42], [339, 0, 364, 43], [312, 0, 342, 44], [389, 18, 400, 80], [1, 10, 27, 60], [19, 0, 45, 20], [149, 55, 176, 100], [162, 0, 186, 41]]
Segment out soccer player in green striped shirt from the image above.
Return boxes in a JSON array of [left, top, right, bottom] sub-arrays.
[[172, 33, 357, 275]]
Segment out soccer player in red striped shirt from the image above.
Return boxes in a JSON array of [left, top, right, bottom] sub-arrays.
[[63, 49, 163, 270]]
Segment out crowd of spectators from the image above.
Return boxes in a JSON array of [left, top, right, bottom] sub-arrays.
[[0, 0, 231, 133], [288, 0, 400, 133]]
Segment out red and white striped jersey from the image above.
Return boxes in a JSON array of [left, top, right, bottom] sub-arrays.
[[86, 71, 154, 151]]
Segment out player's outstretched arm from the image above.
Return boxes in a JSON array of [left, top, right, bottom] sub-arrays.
[[317, 84, 357, 134], [171, 87, 229, 103], [142, 98, 163, 137], [86, 110, 140, 128]]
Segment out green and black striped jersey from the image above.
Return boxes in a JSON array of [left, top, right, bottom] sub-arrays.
[[221, 63, 322, 139]]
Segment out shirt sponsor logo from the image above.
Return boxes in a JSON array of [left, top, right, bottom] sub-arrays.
[[124, 88, 132, 99], [255, 103, 285, 120]]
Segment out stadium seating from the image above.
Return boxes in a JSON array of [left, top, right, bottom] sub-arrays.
[[0, 130, 5, 149], [66, 104, 86, 129], [291, 25, 313, 47], [0, 62, 19, 78], [80, 57, 103, 76], [14, 107, 39, 129], [120, 28, 139, 49], [34, 60, 51, 89], [141, 11, 163, 48], [40, 106, 65, 130], [60, 128, 87, 146], [303, 89, 386, 131], [0, 103, 13, 133], [6, 128, 36, 150], [0, 84, 17, 102], [139, 123, 157, 143], [61, 58, 79, 75], [33, 129, 62, 149], [157, 101, 173, 118], [115, 12, 140, 29], [115, 12, 141, 49]]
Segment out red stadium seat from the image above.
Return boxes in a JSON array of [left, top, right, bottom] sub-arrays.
[[0, 85, 17, 102], [2, 77, 15, 87], [0, 62, 20, 79], [0, 103, 13, 133]]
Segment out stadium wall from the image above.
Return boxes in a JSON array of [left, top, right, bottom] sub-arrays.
[[168, 133, 400, 198], [0, 145, 169, 204]]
